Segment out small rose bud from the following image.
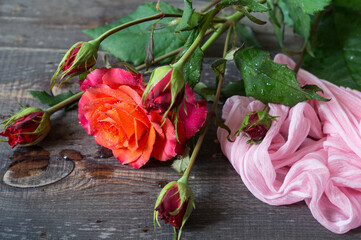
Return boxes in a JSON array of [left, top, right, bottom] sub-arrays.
[[143, 66, 185, 116], [235, 108, 277, 143], [51, 39, 100, 87], [154, 178, 195, 236], [0, 108, 51, 148]]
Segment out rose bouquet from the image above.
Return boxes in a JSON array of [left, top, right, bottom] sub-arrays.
[[1, 0, 361, 238]]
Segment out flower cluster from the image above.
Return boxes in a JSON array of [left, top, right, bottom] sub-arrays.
[[78, 67, 207, 168]]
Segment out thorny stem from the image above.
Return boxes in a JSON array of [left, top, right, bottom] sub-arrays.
[[201, 11, 245, 52], [96, 13, 182, 43], [134, 28, 215, 71], [135, 47, 184, 71], [173, 9, 220, 69], [200, 0, 221, 13], [45, 91, 84, 115], [223, 26, 233, 57], [183, 20, 232, 180]]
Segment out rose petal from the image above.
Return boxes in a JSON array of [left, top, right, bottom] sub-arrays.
[[179, 85, 207, 139], [112, 126, 156, 169], [102, 68, 143, 90], [150, 113, 177, 161], [79, 67, 109, 91]]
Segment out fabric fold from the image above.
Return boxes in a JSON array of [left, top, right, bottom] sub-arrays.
[[217, 54, 361, 234]]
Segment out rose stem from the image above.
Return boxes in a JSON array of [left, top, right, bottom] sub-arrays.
[[173, 8, 220, 69], [201, 11, 245, 52], [96, 13, 182, 43], [201, 0, 267, 52], [183, 26, 233, 180], [135, 47, 184, 71], [294, 11, 323, 73], [134, 27, 216, 71], [200, 0, 222, 13], [46, 91, 84, 115]]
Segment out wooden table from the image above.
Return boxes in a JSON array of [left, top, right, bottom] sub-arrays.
[[0, 0, 360, 239]]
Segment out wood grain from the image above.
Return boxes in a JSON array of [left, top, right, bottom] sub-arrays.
[[0, 0, 359, 239]]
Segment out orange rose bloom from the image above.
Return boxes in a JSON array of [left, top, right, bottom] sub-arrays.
[[78, 68, 185, 168]]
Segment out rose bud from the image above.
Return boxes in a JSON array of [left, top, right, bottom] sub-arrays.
[[154, 177, 195, 238], [51, 39, 100, 87], [0, 107, 51, 148], [235, 108, 277, 144], [142, 65, 186, 116]]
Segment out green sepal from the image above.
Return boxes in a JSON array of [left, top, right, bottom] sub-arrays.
[[153, 181, 177, 230], [169, 176, 193, 216], [178, 197, 195, 240], [175, 175, 195, 240], [1, 107, 43, 129], [236, 6, 267, 25], [1, 108, 51, 147], [50, 42, 82, 87], [142, 66, 173, 106], [50, 39, 100, 88], [235, 109, 277, 136], [20, 112, 51, 147], [167, 66, 186, 117], [215, 114, 234, 142]]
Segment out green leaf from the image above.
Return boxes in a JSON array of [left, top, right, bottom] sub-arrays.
[[221, 80, 246, 97], [298, 0, 331, 14], [194, 82, 216, 102], [237, 7, 267, 25], [29, 91, 78, 111], [234, 47, 328, 106], [278, 0, 293, 27], [83, 2, 189, 65], [180, 29, 204, 88], [280, 0, 310, 40], [145, 25, 155, 70], [236, 23, 261, 48], [217, 0, 268, 12], [171, 146, 190, 175], [303, 7, 361, 90], [176, 0, 201, 32], [333, 0, 361, 11]]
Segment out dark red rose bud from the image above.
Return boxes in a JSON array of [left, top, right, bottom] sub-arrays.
[[243, 121, 269, 141], [155, 184, 188, 229], [154, 179, 195, 238], [235, 108, 277, 144], [62, 43, 85, 74], [51, 40, 100, 88], [0, 108, 51, 148], [143, 66, 185, 116]]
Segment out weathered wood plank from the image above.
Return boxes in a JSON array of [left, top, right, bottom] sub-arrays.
[[0, 0, 359, 239]]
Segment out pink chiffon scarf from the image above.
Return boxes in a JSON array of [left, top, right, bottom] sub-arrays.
[[217, 54, 361, 234]]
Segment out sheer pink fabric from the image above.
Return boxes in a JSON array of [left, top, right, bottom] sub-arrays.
[[217, 54, 361, 234]]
